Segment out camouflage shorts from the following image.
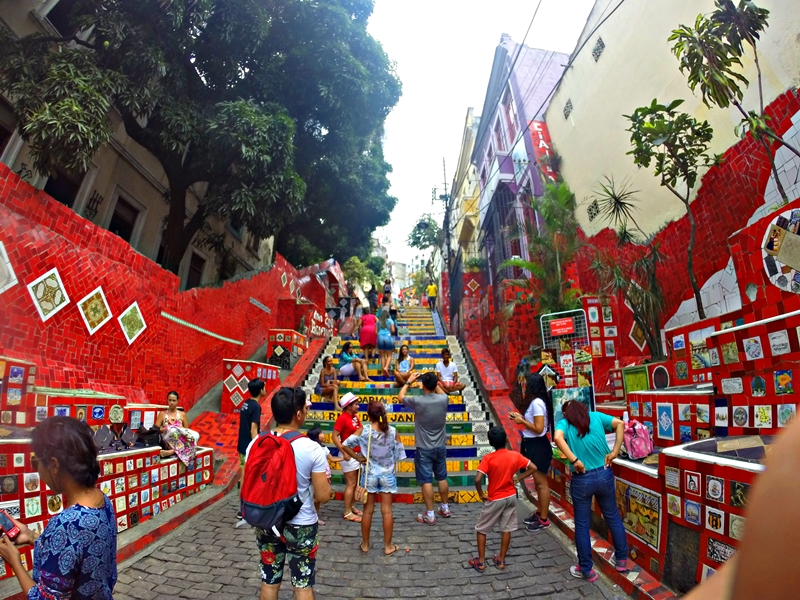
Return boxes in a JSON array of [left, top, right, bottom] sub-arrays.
[[256, 523, 319, 588]]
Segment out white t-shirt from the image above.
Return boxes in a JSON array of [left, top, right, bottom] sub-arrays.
[[522, 398, 548, 439], [246, 434, 328, 526], [436, 361, 457, 383]]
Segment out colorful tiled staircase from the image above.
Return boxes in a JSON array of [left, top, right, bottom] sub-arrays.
[[301, 307, 493, 503]]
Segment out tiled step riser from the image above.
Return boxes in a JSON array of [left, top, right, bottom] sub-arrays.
[[303, 421, 481, 435], [329, 473, 476, 487], [305, 410, 492, 424]]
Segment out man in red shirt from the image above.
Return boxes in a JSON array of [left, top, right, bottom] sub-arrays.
[[332, 392, 364, 523], [469, 426, 537, 572]]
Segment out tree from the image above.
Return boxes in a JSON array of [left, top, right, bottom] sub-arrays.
[[406, 214, 443, 251], [0, 0, 400, 273], [341, 256, 379, 291], [626, 99, 716, 320], [365, 255, 387, 281], [590, 176, 667, 359], [499, 182, 582, 320], [670, 3, 800, 204]]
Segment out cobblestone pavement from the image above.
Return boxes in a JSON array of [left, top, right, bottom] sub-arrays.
[[115, 494, 630, 600]]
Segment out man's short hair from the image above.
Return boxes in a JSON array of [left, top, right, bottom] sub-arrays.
[[487, 426, 507, 450], [272, 387, 306, 425], [441, 348, 451, 357], [420, 372, 439, 392], [248, 378, 266, 398]]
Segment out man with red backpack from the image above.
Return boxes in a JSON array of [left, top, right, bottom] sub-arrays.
[[243, 387, 331, 599]]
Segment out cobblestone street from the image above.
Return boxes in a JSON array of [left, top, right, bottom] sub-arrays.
[[115, 494, 628, 600]]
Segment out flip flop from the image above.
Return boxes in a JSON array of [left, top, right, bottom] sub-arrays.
[[352, 507, 363, 516], [359, 543, 369, 554], [343, 512, 362, 523], [384, 544, 399, 556], [468, 557, 485, 572], [492, 555, 506, 569]]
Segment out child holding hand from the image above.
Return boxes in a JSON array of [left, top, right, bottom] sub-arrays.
[[469, 426, 537, 572]]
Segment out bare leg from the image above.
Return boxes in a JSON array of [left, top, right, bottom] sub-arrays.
[[343, 470, 358, 517], [261, 583, 279, 600], [498, 532, 511, 563], [380, 493, 395, 553], [476, 532, 487, 563], [532, 470, 550, 520], [394, 371, 408, 386], [332, 386, 339, 410], [437, 479, 450, 506], [293, 589, 314, 600], [421, 483, 434, 512], [360, 494, 375, 552]]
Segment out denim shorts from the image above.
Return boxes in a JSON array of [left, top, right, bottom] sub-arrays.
[[366, 472, 397, 494], [414, 446, 448, 484]]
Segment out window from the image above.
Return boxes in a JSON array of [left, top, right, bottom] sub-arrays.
[[247, 232, 260, 255], [185, 252, 206, 290], [592, 37, 606, 62], [480, 166, 487, 187], [107, 197, 139, 242], [486, 144, 493, 165], [45, 0, 79, 36], [493, 120, 505, 152], [502, 88, 518, 142], [227, 215, 244, 240], [43, 168, 84, 208], [563, 99, 574, 120]]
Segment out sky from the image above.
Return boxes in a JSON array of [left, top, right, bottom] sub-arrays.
[[367, 0, 595, 268]]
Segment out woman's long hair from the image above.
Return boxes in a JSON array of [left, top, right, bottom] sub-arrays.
[[341, 341, 352, 356], [398, 344, 410, 360], [363, 306, 371, 316], [378, 308, 390, 331], [368, 401, 389, 435], [525, 372, 555, 436], [562, 400, 590, 437]]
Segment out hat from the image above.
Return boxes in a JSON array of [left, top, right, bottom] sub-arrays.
[[339, 392, 358, 409]]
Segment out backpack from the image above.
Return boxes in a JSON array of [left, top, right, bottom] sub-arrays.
[[241, 430, 306, 538], [623, 420, 653, 460]]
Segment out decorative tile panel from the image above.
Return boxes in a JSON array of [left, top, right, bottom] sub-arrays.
[[26, 268, 70, 322], [77, 286, 112, 335], [118, 302, 147, 345]]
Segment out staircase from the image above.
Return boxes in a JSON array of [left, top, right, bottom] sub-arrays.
[[300, 307, 493, 503]]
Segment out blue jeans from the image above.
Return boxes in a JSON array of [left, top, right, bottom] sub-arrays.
[[570, 467, 628, 574]]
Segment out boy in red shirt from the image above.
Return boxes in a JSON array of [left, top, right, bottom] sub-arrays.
[[469, 426, 537, 571]]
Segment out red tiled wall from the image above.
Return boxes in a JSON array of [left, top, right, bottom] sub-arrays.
[[0, 164, 331, 410]]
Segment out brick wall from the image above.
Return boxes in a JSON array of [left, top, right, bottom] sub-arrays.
[[0, 164, 330, 409]]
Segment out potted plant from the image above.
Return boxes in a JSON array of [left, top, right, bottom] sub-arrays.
[[465, 257, 486, 273]]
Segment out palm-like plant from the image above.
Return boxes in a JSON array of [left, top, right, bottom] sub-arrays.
[[670, 3, 800, 207], [590, 177, 667, 358], [626, 99, 716, 319], [499, 182, 582, 321]]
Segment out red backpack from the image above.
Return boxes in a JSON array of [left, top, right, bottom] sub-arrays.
[[241, 430, 305, 538]]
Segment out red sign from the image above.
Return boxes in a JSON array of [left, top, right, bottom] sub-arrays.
[[530, 121, 557, 181], [550, 317, 575, 336]]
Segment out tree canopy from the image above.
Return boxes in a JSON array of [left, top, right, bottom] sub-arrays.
[[406, 214, 443, 251], [0, 0, 401, 273]]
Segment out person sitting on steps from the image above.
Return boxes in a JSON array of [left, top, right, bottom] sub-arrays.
[[338, 342, 372, 382], [435, 349, 466, 395], [394, 344, 417, 387], [315, 356, 340, 410]]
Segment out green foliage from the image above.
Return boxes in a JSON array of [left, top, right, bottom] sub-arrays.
[[342, 255, 381, 290], [712, 0, 770, 57], [591, 177, 666, 358], [365, 255, 387, 279], [0, 0, 401, 273], [499, 182, 582, 320], [406, 214, 443, 251]]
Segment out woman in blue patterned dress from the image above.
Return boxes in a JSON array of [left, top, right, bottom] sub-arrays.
[[342, 401, 406, 556], [0, 417, 117, 599]]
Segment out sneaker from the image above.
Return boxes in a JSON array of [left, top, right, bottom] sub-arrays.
[[236, 510, 242, 519], [234, 518, 250, 529], [610, 556, 628, 572], [569, 565, 599, 582], [523, 512, 540, 525], [525, 516, 551, 532], [416, 513, 436, 526], [437, 507, 451, 518]]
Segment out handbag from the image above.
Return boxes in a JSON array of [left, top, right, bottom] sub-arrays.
[[354, 429, 372, 503]]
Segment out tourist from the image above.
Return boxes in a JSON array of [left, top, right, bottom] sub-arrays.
[[338, 342, 371, 382], [332, 392, 364, 523], [509, 372, 554, 532], [394, 344, 416, 386], [469, 426, 537, 572], [368, 286, 379, 313], [155, 390, 199, 464], [306, 427, 342, 525], [236, 379, 264, 523], [382, 278, 392, 305], [0, 417, 117, 598], [399, 371, 451, 524], [435, 349, 466, 394], [341, 401, 406, 555], [377, 308, 396, 377], [356, 306, 378, 364], [315, 356, 340, 409], [255, 387, 330, 599], [554, 400, 627, 583], [426, 280, 437, 311]]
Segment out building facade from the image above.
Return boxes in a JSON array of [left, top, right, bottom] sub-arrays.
[[0, 0, 269, 290]]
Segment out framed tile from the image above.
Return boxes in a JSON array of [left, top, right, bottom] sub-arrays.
[[77, 286, 113, 335], [26, 268, 71, 322], [0, 241, 18, 296], [117, 302, 147, 345]]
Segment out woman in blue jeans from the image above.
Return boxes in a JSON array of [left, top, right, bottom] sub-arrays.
[[554, 400, 628, 583]]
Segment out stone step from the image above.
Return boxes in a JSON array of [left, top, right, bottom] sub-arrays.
[[302, 420, 486, 435], [305, 408, 493, 424], [328, 471, 480, 488]]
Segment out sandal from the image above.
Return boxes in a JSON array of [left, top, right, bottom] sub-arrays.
[[492, 555, 506, 569], [351, 507, 363, 516], [468, 557, 486, 572], [384, 544, 399, 556], [343, 512, 362, 523]]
